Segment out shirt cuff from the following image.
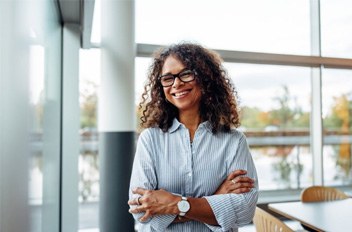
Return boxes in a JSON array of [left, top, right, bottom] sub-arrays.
[[150, 214, 177, 231], [204, 194, 247, 231]]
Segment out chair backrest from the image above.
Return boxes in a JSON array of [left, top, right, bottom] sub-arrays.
[[253, 206, 294, 232], [300, 186, 349, 202]]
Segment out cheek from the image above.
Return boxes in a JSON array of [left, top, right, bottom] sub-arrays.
[[193, 87, 202, 100], [163, 87, 172, 98]]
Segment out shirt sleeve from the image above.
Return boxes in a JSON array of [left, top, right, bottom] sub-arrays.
[[129, 129, 177, 231], [203, 133, 259, 231]]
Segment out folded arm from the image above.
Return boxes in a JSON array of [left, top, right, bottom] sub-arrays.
[[129, 169, 256, 227]]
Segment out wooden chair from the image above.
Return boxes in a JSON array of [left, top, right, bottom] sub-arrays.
[[253, 206, 294, 232], [300, 186, 349, 202], [300, 186, 349, 231]]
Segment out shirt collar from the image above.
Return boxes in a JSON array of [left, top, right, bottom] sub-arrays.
[[200, 121, 213, 133], [169, 118, 182, 133], [168, 118, 213, 134]]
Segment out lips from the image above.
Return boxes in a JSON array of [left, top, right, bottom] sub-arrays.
[[172, 90, 191, 98]]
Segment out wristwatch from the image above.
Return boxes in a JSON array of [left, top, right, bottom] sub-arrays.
[[177, 196, 190, 216]]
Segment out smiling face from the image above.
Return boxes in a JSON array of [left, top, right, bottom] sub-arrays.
[[161, 55, 202, 115]]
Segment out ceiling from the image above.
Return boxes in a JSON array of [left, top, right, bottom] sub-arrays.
[[58, 0, 80, 23], [57, 0, 95, 48]]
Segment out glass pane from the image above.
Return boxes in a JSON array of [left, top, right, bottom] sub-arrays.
[[321, 0, 352, 58], [28, 2, 62, 232], [226, 63, 312, 190], [136, 0, 310, 55], [79, 49, 101, 230], [322, 69, 352, 185]]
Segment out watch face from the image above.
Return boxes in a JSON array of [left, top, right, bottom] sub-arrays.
[[177, 200, 190, 212]]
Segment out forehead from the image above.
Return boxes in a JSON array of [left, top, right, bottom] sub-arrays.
[[161, 55, 185, 74]]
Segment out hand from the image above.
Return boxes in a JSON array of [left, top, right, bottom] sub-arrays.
[[128, 187, 180, 222], [214, 170, 255, 195], [173, 216, 192, 223]]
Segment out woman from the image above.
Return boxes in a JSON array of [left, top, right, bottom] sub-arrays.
[[128, 43, 258, 231]]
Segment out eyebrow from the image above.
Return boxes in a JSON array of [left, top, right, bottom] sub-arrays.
[[161, 68, 188, 76]]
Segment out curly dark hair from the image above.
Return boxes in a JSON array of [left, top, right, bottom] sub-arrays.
[[139, 42, 240, 134]]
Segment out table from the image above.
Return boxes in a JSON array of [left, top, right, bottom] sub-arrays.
[[268, 198, 352, 232]]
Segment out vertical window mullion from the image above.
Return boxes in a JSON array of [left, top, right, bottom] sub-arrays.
[[310, 0, 324, 185]]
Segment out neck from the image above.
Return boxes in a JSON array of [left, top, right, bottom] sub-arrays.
[[179, 109, 201, 141]]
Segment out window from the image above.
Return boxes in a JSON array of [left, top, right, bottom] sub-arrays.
[[136, 0, 311, 55], [28, 2, 62, 232], [226, 63, 312, 190], [321, 0, 352, 58], [322, 68, 352, 185], [134, 0, 352, 194], [79, 49, 101, 231]]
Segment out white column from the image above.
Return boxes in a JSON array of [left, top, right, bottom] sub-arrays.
[[61, 23, 80, 232], [100, 0, 135, 132], [99, 0, 135, 231]]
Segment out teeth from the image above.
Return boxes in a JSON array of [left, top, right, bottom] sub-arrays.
[[174, 91, 188, 97]]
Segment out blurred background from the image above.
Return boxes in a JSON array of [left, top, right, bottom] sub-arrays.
[[1, 0, 351, 231]]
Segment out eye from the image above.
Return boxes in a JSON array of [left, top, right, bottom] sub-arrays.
[[180, 70, 193, 77], [161, 75, 174, 82]]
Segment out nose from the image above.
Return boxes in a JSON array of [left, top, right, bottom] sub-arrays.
[[172, 77, 184, 88]]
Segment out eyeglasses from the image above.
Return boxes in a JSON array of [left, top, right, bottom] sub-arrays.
[[158, 70, 195, 87]]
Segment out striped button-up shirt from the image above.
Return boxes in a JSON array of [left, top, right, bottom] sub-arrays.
[[129, 119, 258, 232]]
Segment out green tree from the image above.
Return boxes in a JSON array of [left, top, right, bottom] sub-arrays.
[[241, 85, 309, 130], [324, 94, 352, 130], [240, 106, 267, 129], [80, 80, 98, 128], [324, 93, 352, 179], [269, 85, 296, 129]]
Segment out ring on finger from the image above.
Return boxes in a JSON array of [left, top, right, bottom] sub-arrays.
[[231, 179, 236, 184], [137, 196, 142, 205]]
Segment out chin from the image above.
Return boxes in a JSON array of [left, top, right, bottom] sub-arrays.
[[176, 105, 196, 112]]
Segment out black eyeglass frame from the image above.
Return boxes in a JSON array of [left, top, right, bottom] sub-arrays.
[[158, 69, 196, 87]]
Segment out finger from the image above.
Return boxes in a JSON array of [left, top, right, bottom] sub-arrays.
[[229, 181, 253, 190], [127, 199, 135, 205], [139, 211, 152, 222], [226, 170, 247, 180], [137, 196, 142, 205], [127, 196, 141, 206], [129, 207, 138, 214], [129, 206, 145, 214], [232, 182, 254, 189], [232, 176, 254, 183], [231, 187, 252, 194], [132, 187, 147, 195]]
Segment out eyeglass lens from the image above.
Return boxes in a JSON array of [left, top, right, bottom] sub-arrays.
[[160, 70, 194, 87]]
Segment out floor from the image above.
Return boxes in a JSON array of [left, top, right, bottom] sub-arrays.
[[240, 220, 304, 231], [79, 220, 304, 232]]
